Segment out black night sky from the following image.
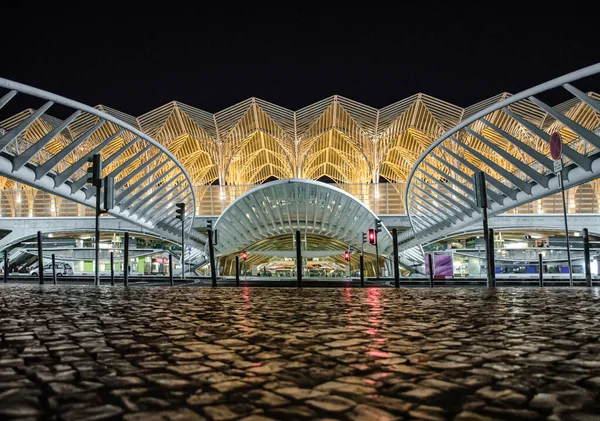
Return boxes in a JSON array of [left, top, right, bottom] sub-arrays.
[[1, 2, 598, 115]]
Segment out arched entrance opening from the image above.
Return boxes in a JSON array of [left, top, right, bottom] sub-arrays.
[[212, 179, 393, 278]]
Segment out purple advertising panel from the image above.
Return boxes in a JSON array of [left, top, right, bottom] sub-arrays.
[[434, 252, 454, 278]]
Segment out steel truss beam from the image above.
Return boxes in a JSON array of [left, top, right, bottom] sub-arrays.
[[0, 78, 199, 247], [400, 63, 600, 268]]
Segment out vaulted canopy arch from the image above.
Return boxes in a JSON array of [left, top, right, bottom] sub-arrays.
[[212, 179, 393, 257]]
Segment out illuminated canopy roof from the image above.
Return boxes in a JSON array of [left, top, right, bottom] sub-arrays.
[[213, 179, 393, 256]]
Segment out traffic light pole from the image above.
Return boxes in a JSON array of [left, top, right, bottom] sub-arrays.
[[181, 219, 185, 280]]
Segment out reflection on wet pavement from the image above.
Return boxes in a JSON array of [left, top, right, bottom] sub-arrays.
[[1, 285, 600, 420]]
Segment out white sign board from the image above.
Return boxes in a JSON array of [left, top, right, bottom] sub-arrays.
[[553, 159, 563, 173]]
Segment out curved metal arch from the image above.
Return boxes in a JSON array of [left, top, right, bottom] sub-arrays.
[[0, 78, 197, 243], [400, 63, 600, 258], [213, 179, 392, 256]]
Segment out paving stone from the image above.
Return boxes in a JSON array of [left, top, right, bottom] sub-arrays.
[[124, 408, 206, 420], [305, 394, 357, 412], [2, 285, 600, 420]]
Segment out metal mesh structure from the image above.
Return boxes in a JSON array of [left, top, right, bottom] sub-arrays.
[[398, 63, 600, 270], [0, 78, 197, 244]]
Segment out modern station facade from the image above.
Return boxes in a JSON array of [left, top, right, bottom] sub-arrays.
[[0, 84, 599, 279]]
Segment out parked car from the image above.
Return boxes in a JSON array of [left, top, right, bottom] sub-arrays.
[[29, 263, 74, 277]]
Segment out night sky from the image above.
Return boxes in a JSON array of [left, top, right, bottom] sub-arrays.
[[2, 2, 598, 116]]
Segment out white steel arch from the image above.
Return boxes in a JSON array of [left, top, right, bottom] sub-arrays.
[[0, 78, 198, 245], [399, 63, 600, 270], [213, 179, 392, 256]]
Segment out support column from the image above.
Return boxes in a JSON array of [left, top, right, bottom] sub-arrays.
[[110, 252, 115, 286], [428, 253, 434, 288], [235, 255, 240, 286], [51, 254, 57, 284], [538, 253, 543, 287], [169, 254, 174, 286], [3, 249, 7, 283], [359, 254, 365, 287], [295, 230, 302, 288], [392, 228, 400, 288], [584, 228, 591, 287], [489, 228, 496, 288], [208, 229, 217, 287], [37, 231, 43, 285], [123, 232, 129, 287]]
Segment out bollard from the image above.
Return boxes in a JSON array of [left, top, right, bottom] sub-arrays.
[[37, 231, 44, 285], [538, 253, 543, 287], [169, 254, 174, 286], [3, 249, 7, 284], [123, 232, 129, 287], [110, 252, 115, 286], [208, 229, 217, 287], [51, 254, 57, 285], [488, 228, 496, 288], [428, 253, 434, 288], [295, 230, 302, 288], [392, 228, 400, 288], [359, 254, 365, 288], [235, 255, 240, 286], [584, 228, 591, 287]]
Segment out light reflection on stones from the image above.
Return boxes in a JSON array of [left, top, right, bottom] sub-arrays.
[[0, 285, 599, 420]]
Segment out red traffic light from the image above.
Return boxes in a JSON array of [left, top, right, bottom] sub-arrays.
[[344, 251, 350, 261], [368, 229, 376, 244], [242, 251, 247, 261]]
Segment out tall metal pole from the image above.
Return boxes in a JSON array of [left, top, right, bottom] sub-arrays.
[[584, 228, 591, 287], [95, 183, 101, 286], [392, 228, 400, 288], [169, 254, 174, 286], [235, 255, 240, 286], [375, 240, 380, 279], [181, 219, 185, 280], [428, 253, 434, 288], [123, 232, 129, 287], [37, 231, 44, 285], [538, 253, 543, 287], [489, 228, 496, 287], [295, 230, 302, 288], [559, 167, 573, 287], [359, 254, 364, 287], [110, 252, 115, 286], [208, 229, 217, 287], [3, 249, 7, 283], [51, 254, 57, 285]]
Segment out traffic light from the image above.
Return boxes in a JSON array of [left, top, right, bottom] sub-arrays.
[[368, 229, 376, 245], [175, 203, 186, 221], [86, 154, 103, 187], [362, 232, 367, 244], [344, 251, 350, 261], [242, 250, 247, 261], [103, 176, 114, 211], [207, 220, 212, 230], [375, 219, 382, 233]]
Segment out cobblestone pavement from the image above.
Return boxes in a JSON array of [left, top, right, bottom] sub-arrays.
[[1, 286, 600, 421]]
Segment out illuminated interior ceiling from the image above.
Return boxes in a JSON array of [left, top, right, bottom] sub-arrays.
[[213, 179, 393, 256], [218, 233, 385, 277]]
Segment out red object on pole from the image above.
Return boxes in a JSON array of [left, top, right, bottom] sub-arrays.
[[242, 251, 247, 261], [550, 132, 563, 161], [344, 251, 350, 261], [368, 229, 376, 244]]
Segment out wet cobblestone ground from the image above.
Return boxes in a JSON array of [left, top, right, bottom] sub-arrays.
[[1, 286, 600, 421]]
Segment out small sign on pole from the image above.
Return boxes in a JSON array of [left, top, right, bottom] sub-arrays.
[[550, 132, 563, 162]]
